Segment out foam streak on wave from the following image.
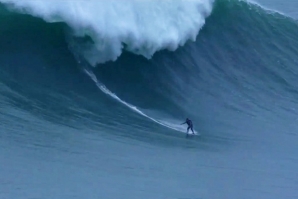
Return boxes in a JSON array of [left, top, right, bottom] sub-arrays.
[[0, 0, 213, 65], [83, 68, 199, 135]]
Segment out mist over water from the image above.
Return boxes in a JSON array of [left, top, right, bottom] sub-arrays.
[[0, 0, 213, 64]]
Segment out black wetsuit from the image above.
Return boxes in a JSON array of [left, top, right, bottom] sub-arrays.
[[182, 119, 194, 134]]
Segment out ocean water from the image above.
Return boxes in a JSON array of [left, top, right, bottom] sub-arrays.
[[0, 0, 298, 198]]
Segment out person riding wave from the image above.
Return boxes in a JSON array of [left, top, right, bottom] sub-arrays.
[[181, 118, 194, 134]]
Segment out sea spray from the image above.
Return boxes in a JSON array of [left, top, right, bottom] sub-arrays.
[[0, 0, 214, 65]]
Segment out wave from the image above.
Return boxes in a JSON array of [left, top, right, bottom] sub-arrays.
[[0, 0, 214, 65], [0, 0, 298, 137], [83, 67, 200, 135]]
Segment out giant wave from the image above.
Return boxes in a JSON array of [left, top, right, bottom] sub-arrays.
[[0, 0, 298, 138], [1, 1, 298, 198]]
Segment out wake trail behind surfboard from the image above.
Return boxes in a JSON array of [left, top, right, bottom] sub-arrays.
[[83, 69, 200, 135]]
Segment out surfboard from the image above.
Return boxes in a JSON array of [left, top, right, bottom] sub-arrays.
[[186, 131, 200, 136]]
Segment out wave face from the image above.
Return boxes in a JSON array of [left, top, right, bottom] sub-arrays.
[[0, 0, 213, 65], [0, 0, 298, 137]]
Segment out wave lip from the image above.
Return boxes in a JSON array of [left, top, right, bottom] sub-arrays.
[[1, 0, 214, 65]]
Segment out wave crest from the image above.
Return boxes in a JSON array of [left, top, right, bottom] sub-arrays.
[[0, 0, 213, 65]]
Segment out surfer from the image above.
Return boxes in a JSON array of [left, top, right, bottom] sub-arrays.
[[181, 118, 194, 134]]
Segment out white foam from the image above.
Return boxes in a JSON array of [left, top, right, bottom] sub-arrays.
[[1, 0, 214, 65], [83, 68, 199, 135]]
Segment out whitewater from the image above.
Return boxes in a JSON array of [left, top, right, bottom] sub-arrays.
[[1, 0, 213, 65]]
